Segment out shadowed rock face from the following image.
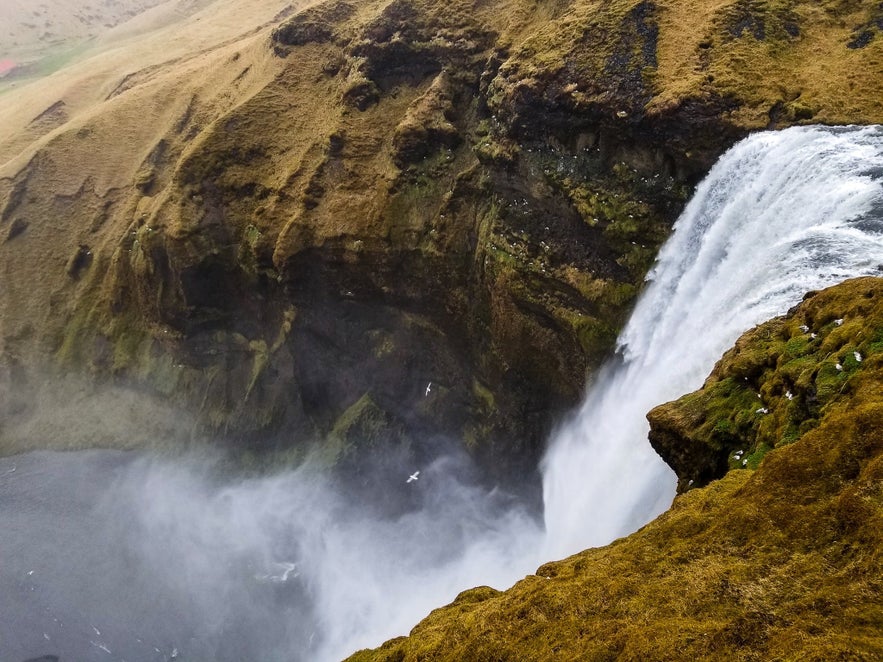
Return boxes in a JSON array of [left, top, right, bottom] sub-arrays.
[[1, 0, 882, 492]]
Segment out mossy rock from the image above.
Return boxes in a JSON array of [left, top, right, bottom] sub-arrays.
[[649, 277, 883, 492]]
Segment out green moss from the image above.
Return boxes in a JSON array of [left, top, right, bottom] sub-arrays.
[[681, 377, 762, 450], [471, 378, 496, 411], [571, 315, 617, 359], [111, 327, 152, 373], [779, 421, 801, 446], [782, 335, 810, 359], [815, 362, 848, 401], [744, 441, 773, 469], [55, 305, 94, 367], [649, 278, 883, 493], [322, 393, 395, 466]]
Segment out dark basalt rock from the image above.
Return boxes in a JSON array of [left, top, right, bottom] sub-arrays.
[[647, 403, 731, 492], [847, 4, 883, 49], [848, 29, 875, 49], [271, 0, 356, 48]]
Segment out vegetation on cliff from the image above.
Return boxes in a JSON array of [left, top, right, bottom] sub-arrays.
[[348, 277, 883, 661], [0, 0, 882, 482], [650, 276, 883, 493]]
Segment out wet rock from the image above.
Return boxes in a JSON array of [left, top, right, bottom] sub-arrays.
[[848, 29, 875, 49]]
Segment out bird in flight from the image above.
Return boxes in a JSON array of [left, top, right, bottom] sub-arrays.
[[407, 471, 420, 483]]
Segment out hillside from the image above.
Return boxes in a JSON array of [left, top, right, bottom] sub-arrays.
[[1, 0, 882, 484], [348, 277, 883, 661]]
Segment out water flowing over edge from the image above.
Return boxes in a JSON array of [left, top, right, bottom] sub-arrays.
[[1, 125, 882, 662], [541, 124, 883, 559]]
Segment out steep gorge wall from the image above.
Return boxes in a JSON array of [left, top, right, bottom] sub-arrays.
[[0, 0, 881, 489]]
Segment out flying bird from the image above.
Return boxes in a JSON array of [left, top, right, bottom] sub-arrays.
[[407, 471, 420, 483], [425, 382, 432, 397]]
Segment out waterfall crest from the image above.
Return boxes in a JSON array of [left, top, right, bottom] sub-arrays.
[[541, 125, 883, 558]]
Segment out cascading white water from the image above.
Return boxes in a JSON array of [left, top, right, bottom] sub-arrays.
[[542, 124, 883, 558], [2, 126, 883, 662]]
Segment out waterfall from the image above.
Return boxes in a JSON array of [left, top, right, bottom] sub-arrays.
[[541, 125, 883, 559], [2, 126, 882, 662]]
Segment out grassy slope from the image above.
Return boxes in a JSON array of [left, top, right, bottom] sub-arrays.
[[0, 0, 169, 61], [349, 277, 883, 661], [0, 0, 881, 479], [652, 0, 883, 126]]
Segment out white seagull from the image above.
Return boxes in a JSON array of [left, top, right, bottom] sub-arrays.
[[406, 471, 420, 484], [425, 382, 432, 397]]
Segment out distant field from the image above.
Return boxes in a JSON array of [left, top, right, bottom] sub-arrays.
[[0, 0, 168, 61], [0, 1, 214, 93]]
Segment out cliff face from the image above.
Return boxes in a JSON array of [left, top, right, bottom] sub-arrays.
[[1, 0, 882, 485], [348, 277, 883, 661]]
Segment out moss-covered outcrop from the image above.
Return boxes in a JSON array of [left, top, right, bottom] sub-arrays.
[[1, 0, 882, 488], [348, 277, 883, 661], [649, 276, 883, 493]]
